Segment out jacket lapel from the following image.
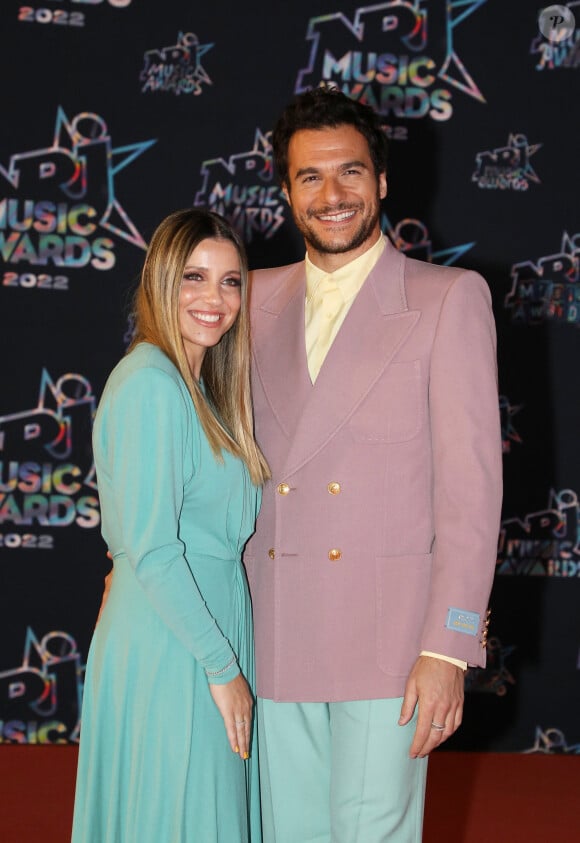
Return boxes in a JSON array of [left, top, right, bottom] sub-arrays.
[[283, 241, 419, 476], [252, 262, 312, 443]]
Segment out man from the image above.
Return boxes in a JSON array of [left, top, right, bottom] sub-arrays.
[[243, 87, 502, 842]]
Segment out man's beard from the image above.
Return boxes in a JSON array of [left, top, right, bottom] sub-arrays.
[[294, 193, 381, 256]]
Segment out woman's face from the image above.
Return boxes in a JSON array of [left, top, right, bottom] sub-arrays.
[[178, 237, 242, 379]]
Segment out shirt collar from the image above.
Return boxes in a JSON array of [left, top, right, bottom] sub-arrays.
[[305, 233, 386, 302]]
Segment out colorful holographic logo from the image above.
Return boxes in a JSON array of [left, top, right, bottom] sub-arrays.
[[141, 31, 213, 95], [504, 232, 580, 326], [472, 134, 542, 191], [497, 489, 580, 577], [382, 215, 474, 265], [0, 628, 83, 744], [0, 370, 99, 548], [0, 108, 155, 282], [500, 396, 523, 455], [465, 637, 516, 696], [523, 726, 580, 754], [295, 0, 487, 122], [194, 130, 287, 242]]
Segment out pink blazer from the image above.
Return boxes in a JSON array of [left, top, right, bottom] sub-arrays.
[[244, 240, 502, 702]]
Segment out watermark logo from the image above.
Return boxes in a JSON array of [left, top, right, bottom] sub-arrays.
[[0, 109, 155, 282], [295, 0, 487, 122], [0, 628, 84, 744], [497, 489, 580, 577], [383, 215, 474, 265], [141, 31, 213, 95], [505, 232, 580, 326], [0, 370, 99, 548], [500, 396, 523, 454], [472, 134, 541, 191], [531, 2, 580, 69], [194, 130, 287, 242], [538, 4, 576, 41], [465, 637, 516, 696]]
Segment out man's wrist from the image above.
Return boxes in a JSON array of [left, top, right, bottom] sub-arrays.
[[420, 650, 467, 671]]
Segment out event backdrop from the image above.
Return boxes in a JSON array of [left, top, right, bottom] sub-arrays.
[[0, 0, 579, 754]]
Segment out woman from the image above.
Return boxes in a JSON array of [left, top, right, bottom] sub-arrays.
[[71, 209, 269, 842]]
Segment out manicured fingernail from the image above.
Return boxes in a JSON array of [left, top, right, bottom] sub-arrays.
[[234, 746, 239, 754], [243, 751, 249, 760]]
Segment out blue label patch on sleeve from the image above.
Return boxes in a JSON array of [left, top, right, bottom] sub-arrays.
[[445, 607, 480, 636]]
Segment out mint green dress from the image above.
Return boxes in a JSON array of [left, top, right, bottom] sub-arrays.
[[72, 343, 262, 843]]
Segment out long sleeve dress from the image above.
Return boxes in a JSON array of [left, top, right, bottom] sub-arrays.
[[71, 342, 262, 843]]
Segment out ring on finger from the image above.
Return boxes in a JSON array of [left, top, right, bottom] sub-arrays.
[[235, 720, 247, 725], [431, 721, 445, 731]]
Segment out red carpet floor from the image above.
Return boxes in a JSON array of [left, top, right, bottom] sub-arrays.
[[1, 747, 578, 842]]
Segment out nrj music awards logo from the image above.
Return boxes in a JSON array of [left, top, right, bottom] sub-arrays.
[[497, 489, 580, 577], [523, 726, 580, 754], [0, 370, 99, 549], [472, 134, 542, 191], [295, 0, 487, 122], [194, 130, 287, 242], [0, 628, 83, 744], [465, 637, 516, 696], [141, 31, 213, 95], [531, 2, 580, 70], [505, 232, 580, 326], [0, 108, 155, 284], [383, 215, 474, 265]]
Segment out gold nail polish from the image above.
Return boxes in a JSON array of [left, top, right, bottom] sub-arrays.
[[234, 746, 239, 754], [243, 751, 249, 760]]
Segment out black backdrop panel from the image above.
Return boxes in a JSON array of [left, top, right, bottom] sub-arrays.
[[1, 0, 579, 753]]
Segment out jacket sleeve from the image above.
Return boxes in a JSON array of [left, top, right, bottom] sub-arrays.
[[419, 271, 503, 667], [100, 365, 239, 684]]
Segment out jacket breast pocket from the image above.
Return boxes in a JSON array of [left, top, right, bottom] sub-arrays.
[[349, 360, 422, 443]]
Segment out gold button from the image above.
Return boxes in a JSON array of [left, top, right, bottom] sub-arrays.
[[327, 482, 341, 495], [328, 548, 342, 561], [268, 548, 275, 560], [277, 483, 290, 495]]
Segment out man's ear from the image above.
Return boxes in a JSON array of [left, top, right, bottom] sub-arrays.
[[282, 183, 290, 204], [379, 172, 387, 200]]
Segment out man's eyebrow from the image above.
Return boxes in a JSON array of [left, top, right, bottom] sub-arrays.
[[293, 160, 370, 179]]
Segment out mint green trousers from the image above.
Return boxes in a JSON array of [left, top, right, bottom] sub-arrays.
[[258, 697, 427, 843]]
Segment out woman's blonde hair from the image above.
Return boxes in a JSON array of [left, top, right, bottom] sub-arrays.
[[129, 208, 269, 485]]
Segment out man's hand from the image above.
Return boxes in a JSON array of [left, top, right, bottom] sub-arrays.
[[398, 655, 464, 758]]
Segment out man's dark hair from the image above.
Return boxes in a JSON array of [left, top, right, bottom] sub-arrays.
[[272, 87, 389, 187]]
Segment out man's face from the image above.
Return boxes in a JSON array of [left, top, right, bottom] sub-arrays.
[[283, 124, 387, 271]]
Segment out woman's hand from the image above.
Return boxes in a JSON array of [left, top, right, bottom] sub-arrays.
[[209, 674, 254, 760]]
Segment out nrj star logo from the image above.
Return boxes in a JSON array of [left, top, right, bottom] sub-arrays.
[[0, 370, 99, 532], [0, 108, 155, 272], [382, 215, 474, 265], [0, 628, 84, 744], [141, 31, 213, 95], [295, 0, 487, 122], [505, 232, 580, 326], [194, 130, 286, 242], [472, 134, 542, 191]]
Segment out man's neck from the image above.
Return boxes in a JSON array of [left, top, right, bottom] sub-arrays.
[[305, 228, 383, 274]]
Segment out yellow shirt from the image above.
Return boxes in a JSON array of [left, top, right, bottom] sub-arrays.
[[304, 235, 467, 673]]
